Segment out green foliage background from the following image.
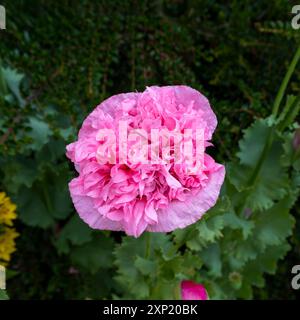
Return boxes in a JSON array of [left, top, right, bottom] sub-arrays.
[[0, 0, 300, 299]]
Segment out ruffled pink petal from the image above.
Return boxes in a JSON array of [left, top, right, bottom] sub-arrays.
[[69, 187, 124, 232], [147, 164, 225, 232], [173, 86, 217, 141]]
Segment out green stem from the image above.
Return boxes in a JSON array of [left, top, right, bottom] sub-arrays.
[[249, 46, 300, 188], [272, 46, 300, 117], [248, 128, 274, 187], [238, 127, 275, 215], [238, 46, 300, 215], [278, 96, 300, 131], [145, 232, 151, 259]]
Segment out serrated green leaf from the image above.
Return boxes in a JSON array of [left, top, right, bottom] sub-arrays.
[[1, 67, 25, 107], [282, 129, 300, 171], [201, 243, 222, 277], [114, 233, 171, 281], [49, 174, 72, 220], [70, 235, 114, 274], [150, 280, 178, 300], [223, 211, 254, 239], [16, 166, 72, 228], [17, 186, 54, 228], [2, 157, 38, 193], [228, 240, 258, 270], [186, 215, 224, 251], [55, 215, 93, 254], [237, 118, 272, 166], [27, 117, 51, 151], [228, 118, 290, 210], [134, 256, 158, 276], [173, 196, 230, 249], [240, 243, 290, 292], [36, 138, 66, 163], [254, 196, 295, 249]]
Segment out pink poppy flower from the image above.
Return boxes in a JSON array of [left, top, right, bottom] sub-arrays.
[[66, 86, 225, 237], [181, 280, 208, 300]]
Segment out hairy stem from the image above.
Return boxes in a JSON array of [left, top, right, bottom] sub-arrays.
[[238, 47, 300, 215], [145, 232, 151, 259], [272, 46, 300, 117], [278, 96, 300, 131]]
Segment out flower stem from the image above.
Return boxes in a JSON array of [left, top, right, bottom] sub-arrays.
[[247, 127, 274, 187], [145, 232, 151, 259], [278, 96, 300, 131], [237, 46, 300, 216], [272, 46, 300, 117], [250, 46, 300, 186]]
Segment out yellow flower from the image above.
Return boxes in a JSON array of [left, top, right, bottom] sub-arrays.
[[0, 192, 17, 226], [0, 227, 19, 266], [0, 192, 18, 266]]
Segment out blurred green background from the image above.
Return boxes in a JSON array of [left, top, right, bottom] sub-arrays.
[[0, 0, 299, 299]]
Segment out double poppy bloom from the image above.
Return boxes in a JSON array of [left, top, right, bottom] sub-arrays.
[[66, 86, 225, 237]]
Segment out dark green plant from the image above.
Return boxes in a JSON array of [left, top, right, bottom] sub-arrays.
[[0, 0, 299, 299]]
